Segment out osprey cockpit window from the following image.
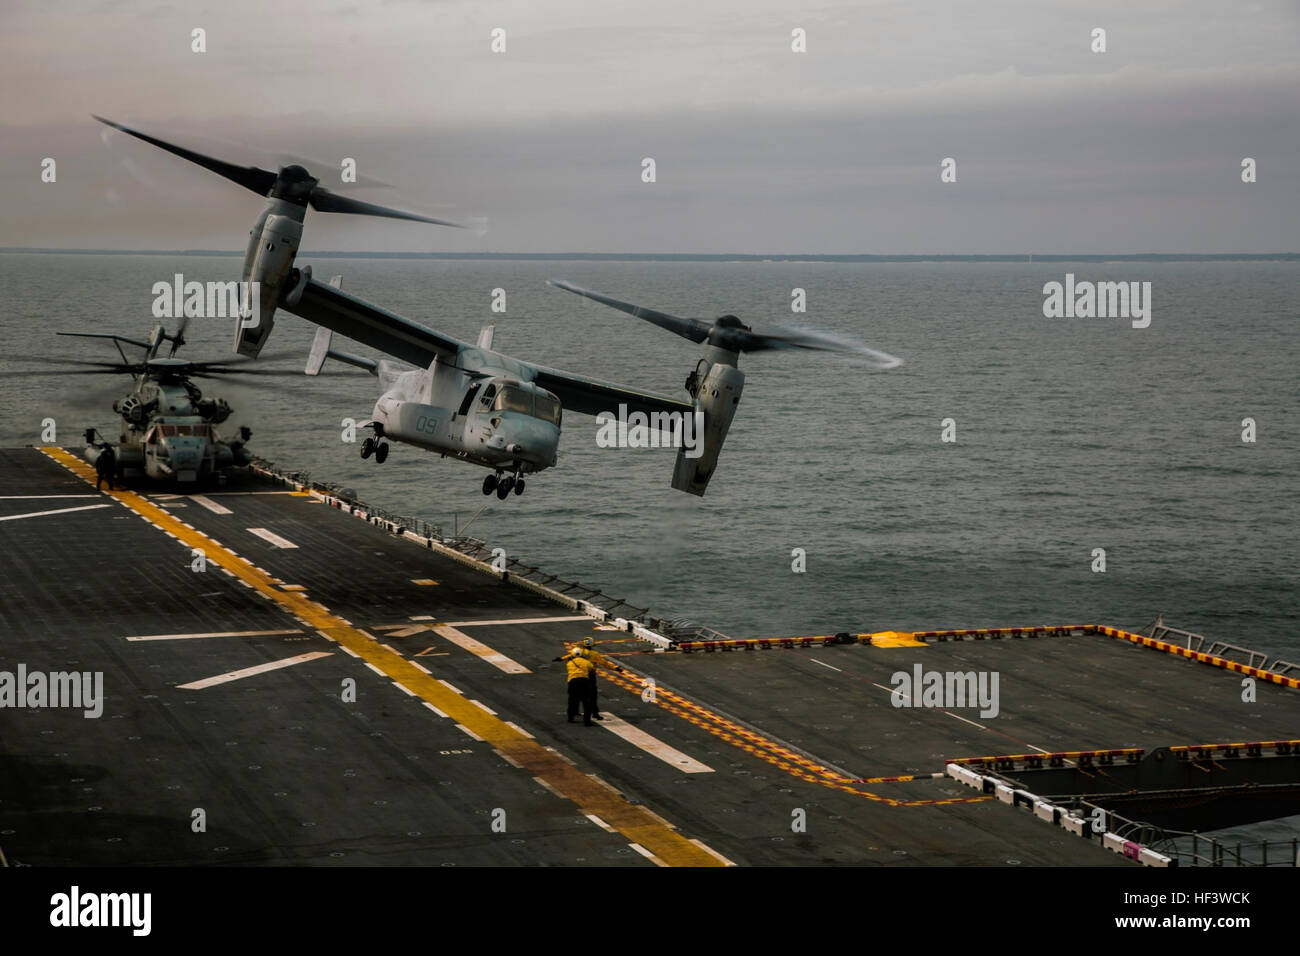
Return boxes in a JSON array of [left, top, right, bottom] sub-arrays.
[[534, 394, 561, 426], [479, 384, 497, 408], [493, 386, 532, 415]]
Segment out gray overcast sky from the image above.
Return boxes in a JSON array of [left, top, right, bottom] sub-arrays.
[[2, 0, 1297, 253]]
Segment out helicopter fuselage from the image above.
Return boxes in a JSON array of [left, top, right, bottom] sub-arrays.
[[370, 351, 561, 475], [89, 366, 250, 484]]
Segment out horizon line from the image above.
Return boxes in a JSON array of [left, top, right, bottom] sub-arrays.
[[2, 248, 1297, 262]]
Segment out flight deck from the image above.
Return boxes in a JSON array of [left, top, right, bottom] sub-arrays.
[[1, 446, 1297, 867]]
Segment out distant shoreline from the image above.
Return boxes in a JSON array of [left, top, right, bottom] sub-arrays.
[[1, 249, 1296, 263]]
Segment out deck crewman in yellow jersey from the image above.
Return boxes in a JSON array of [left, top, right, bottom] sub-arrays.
[[553, 650, 597, 725], [558, 638, 623, 721]]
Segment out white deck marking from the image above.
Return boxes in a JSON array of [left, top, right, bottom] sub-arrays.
[[504, 720, 534, 739], [126, 628, 303, 642], [385, 625, 431, 638], [247, 527, 298, 548], [689, 838, 737, 866], [191, 495, 233, 514], [443, 615, 592, 627], [869, 680, 1051, 753], [177, 651, 332, 689], [433, 625, 532, 674], [0, 503, 111, 522], [203, 491, 297, 496], [598, 711, 714, 774], [628, 842, 668, 867], [0, 494, 98, 499], [809, 658, 844, 673]]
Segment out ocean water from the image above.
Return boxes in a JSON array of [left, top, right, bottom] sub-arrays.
[[1, 254, 1297, 658]]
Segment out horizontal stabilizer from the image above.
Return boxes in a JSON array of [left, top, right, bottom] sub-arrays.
[[305, 326, 378, 376]]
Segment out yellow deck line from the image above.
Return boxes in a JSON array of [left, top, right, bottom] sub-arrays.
[[39, 447, 722, 867]]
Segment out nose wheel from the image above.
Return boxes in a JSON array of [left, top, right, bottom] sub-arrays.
[[360, 437, 389, 463], [482, 473, 526, 498]]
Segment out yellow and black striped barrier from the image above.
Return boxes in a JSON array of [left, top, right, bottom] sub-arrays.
[[676, 634, 853, 652], [911, 625, 1093, 640], [950, 748, 1144, 771], [1093, 626, 1300, 689], [1169, 739, 1299, 760], [672, 624, 1300, 693]]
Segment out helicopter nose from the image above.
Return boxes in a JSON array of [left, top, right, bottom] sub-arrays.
[[497, 421, 558, 466]]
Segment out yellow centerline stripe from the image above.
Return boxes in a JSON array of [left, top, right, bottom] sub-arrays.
[[40, 447, 722, 867]]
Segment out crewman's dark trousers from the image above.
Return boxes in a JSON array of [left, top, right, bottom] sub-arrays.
[[567, 677, 592, 724]]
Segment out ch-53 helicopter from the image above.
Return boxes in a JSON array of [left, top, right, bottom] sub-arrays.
[[95, 116, 903, 498], [36, 320, 263, 485]]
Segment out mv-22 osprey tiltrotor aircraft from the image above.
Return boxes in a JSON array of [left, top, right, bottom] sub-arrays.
[[96, 116, 902, 498]]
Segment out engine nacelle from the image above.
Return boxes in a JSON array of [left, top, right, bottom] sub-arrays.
[[114, 394, 151, 425], [671, 362, 744, 496], [235, 209, 302, 357]]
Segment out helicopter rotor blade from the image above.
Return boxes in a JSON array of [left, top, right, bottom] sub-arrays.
[[720, 326, 903, 367], [546, 280, 712, 343], [93, 115, 278, 196], [307, 188, 469, 228], [7, 355, 141, 371]]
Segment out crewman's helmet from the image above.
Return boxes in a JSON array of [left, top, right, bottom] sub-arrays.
[[583, 638, 594, 648]]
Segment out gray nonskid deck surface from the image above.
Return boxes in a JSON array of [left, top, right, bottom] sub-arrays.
[[0, 451, 639, 866], [5, 447, 1293, 865]]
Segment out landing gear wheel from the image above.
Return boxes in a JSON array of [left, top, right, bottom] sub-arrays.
[[375, 442, 389, 464], [513, 478, 525, 496], [495, 482, 510, 500], [482, 473, 498, 495], [360, 437, 375, 459]]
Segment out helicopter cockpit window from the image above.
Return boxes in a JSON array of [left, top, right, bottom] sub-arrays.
[[159, 424, 209, 438], [533, 395, 561, 426], [493, 387, 532, 415], [479, 384, 497, 408]]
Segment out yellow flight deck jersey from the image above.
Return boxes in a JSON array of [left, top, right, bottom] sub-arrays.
[[562, 648, 618, 673], [564, 655, 595, 682]]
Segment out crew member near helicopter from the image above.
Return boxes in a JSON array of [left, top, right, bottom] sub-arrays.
[[95, 443, 116, 491]]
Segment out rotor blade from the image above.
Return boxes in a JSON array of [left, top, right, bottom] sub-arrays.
[[169, 316, 189, 356], [56, 331, 152, 350], [93, 115, 278, 196], [9, 355, 139, 371], [188, 367, 306, 377], [546, 280, 712, 344], [0, 368, 137, 378], [729, 326, 903, 368], [307, 188, 468, 227]]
